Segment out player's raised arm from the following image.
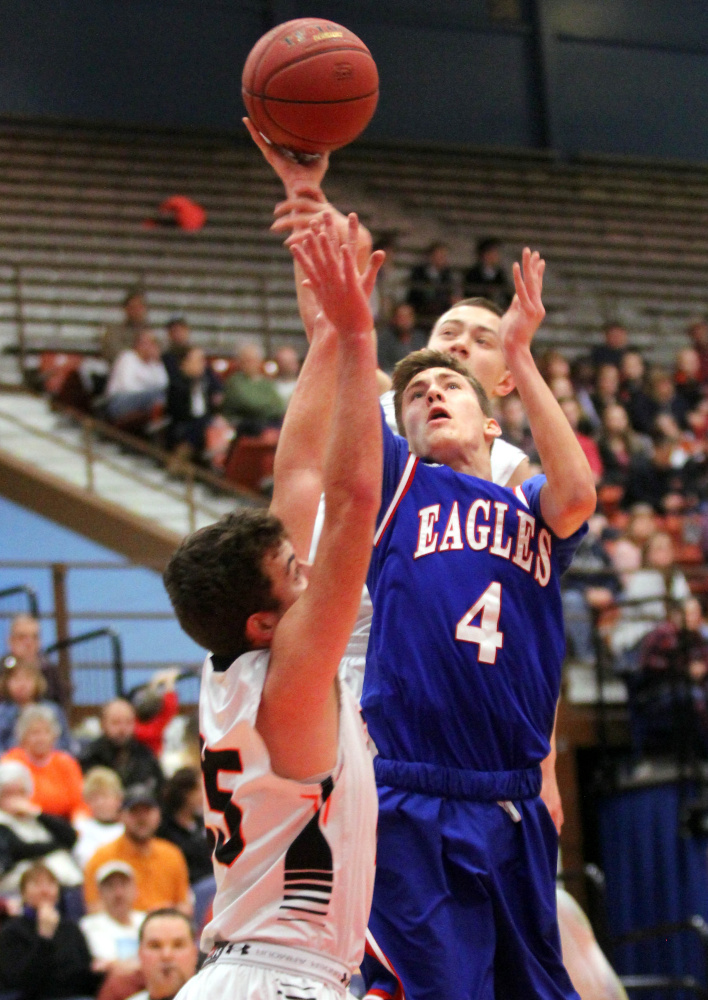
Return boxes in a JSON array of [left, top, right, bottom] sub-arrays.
[[499, 248, 596, 538], [257, 215, 384, 778]]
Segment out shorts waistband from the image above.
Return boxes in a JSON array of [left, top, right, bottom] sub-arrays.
[[374, 756, 542, 801], [204, 940, 351, 993]]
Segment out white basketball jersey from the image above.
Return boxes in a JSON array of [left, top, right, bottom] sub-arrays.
[[309, 394, 528, 697], [199, 650, 378, 975]]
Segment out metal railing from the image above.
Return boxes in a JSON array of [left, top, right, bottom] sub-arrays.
[[0, 583, 38, 618]]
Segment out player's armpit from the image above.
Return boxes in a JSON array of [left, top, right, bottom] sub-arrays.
[[504, 456, 532, 489]]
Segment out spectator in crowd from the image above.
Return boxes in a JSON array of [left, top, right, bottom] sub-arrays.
[[370, 232, 404, 325], [619, 350, 655, 435], [632, 596, 708, 758], [131, 670, 181, 759], [538, 348, 570, 384], [105, 330, 168, 426], [221, 343, 287, 434], [0, 661, 73, 753], [74, 768, 125, 871], [591, 363, 621, 418], [80, 861, 145, 964], [406, 240, 456, 330], [647, 366, 689, 430], [83, 785, 190, 916], [127, 909, 198, 1000], [156, 768, 213, 928], [674, 347, 704, 419], [687, 318, 708, 385], [80, 700, 164, 794], [498, 391, 538, 463], [0, 760, 83, 900], [1, 705, 86, 822], [271, 346, 301, 406], [559, 395, 604, 483], [623, 429, 700, 512], [376, 301, 427, 374], [0, 862, 102, 1000], [102, 291, 149, 365], [610, 530, 691, 668], [2, 613, 66, 705], [590, 322, 629, 370], [165, 347, 221, 467], [561, 517, 622, 665], [161, 319, 192, 381], [462, 236, 513, 309], [570, 356, 602, 431], [597, 403, 649, 490]]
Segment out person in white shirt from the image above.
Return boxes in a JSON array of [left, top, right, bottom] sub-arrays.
[[105, 329, 168, 423], [73, 767, 124, 870], [80, 860, 145, 963]]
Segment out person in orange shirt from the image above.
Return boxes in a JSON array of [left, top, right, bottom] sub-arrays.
[[1, 704, 85, 821], [84, 785, 191, 915]]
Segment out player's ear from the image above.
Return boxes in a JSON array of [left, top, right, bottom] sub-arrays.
[[484, 417, 503, 442], [245, 611, 279, 648], [495, 368, 515, 397]]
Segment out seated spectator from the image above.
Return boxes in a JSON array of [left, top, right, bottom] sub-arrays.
[[2, 613, 67, 705], [0, 661, 73, 754], [559, 395, 604, 483], [80, 700, 164, 794], [597, 403, 649, 489], [156, 769, 214, 928], [462, 236, 513, 309], [631, 597, 708, 758], [570, 356, 601, 431], [647, 366, 689, 430], [0, 761, 83, 899], [83, 785, 190, 916], [102, 291, 149, 366], [619, 350, 655, 435], [687, 318, 708, 385], [161, 319, 192, 381], [0, 862, 102, 1000], [376, 301, 427, 375], [74, 768, 125, 871], [406, 241, 456, 330], [623, 428, 701, 512], [165, 348, 221, 467], [1, 705, 86, 821], [674, 346, 704, 418], [562, 517, 622, 665], [370, 232, 404, 325], [221, 344, 286, 434], [105, 331, 168, 426], [610, 530, 691, 666], [590, 322, 628, 370], [271, 346, 301, 406], [591, 363, 621, 418], [538, 348, 570, 384], [131, 669, 181, 759], [80, 861, 144, 964], [126, 909, 198, 1000], [498, 392, 538, 463]]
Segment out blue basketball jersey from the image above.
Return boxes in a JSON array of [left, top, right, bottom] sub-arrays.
[[363, 410, 587, 774]]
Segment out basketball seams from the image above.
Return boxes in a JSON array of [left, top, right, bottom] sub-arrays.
[[255, 44, 374, 94], [251, 92, 377, 147], [243, 91, 379, 106]]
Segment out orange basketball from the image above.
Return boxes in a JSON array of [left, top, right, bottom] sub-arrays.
[[242, 18, 379, 156]]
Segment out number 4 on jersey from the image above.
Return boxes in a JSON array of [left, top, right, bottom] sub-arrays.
[[455, 581, 503, 664]]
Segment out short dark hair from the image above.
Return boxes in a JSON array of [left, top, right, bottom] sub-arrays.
[[163, 509, 287, 656], [162, 767, 200, 816], [19, 861, 59, 895], [476, 236, 500, 255], [435, 296, 504, 319], [139, 908, 195, 944], [392, 349, 492, 435]]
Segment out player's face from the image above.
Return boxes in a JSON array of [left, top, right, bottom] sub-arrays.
[[263, 540, 310, 615], [427, 304, 510, 397], [401, 367, 498, 466]]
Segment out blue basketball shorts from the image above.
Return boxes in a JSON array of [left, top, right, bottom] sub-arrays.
[[361, 784, 579, 1000]]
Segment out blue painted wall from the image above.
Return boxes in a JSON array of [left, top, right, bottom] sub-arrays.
[[3, 1, 708, 160], [0, 497, 203, 702]]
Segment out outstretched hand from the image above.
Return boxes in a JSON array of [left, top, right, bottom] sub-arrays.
[[498, 248, 546, 359], [290, 213, 385, 339], [243, 117, 330, 195]]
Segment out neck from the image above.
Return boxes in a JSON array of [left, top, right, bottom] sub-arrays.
[[109, 908, 131, 926], [418, 442, 493, 480]]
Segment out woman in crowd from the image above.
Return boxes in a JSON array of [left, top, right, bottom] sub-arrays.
[[0, 662, 72, 754]]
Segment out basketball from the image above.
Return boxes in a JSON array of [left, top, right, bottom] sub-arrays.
[[242, 18, 379, 156]]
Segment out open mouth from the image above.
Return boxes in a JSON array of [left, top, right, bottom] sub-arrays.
[[428, 406, 451, 423]]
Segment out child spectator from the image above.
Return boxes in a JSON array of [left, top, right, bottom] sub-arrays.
[[74, 768, 125, 870], [165, 348, 221, 468]]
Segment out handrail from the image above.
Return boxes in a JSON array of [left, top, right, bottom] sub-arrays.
[[43, 626, 124, 698], [0, 584, 39, 617]]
